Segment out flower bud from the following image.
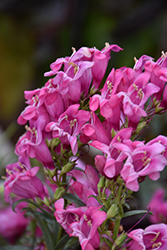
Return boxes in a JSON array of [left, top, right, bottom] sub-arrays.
[[98, 176, 105, 194], [114, 232, 127, 246], [135, 120, 147, 134], [107, 204, 118, 219], [53, 187, 65, 200], [59, 161, 76, 177]]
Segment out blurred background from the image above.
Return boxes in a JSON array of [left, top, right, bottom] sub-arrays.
[[0, 0, 167, 235]]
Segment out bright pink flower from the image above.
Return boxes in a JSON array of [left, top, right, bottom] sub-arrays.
[[46, 104, 90, 155], [118, 71, 160, 126], [133, 54, 153, 74], [144, 53, 167, 102], [121, 142, 167, 191], [148, 188, 167, 224], [127, 228, 145, 250], [69, 181, 99, 207], [4, 157, 47, 203], [15, 116, 55, 169], [90, 128, 132, 178], [70, 164, 99, 195], [54, 198, 86, 234], [70, 206, 107, 250], [128, 223, 167, 250], [80, 112, 110, 145]]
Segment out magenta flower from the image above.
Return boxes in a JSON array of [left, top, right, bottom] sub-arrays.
[[46, 104, 90, 155], [118, 71, 160, 126], [128, 223, 167, 250], [121, 142, 167, 191], [4, 156, 47, 203], [90, 128, 132, 178], [0, 202, 29, 244], [148, 188, 167, 224], [80, 112, 110, 145], [54, 198, 86, 234], [70, 206, 107, 250], [15, 116, 55, 169]]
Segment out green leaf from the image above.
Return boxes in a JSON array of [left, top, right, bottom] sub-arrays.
[[123, 210, 152, 218], [63, 193, 85, 207], [63, 236, 80, 250], [12, 198, 55, 219], [54, 234, 70, 250], [35, 212, 54, 250], [53, 220, 60, 244]]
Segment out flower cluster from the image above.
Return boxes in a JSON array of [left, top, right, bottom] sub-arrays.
[[2, 44, 167, 250]]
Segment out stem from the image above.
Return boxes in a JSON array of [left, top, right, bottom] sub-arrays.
[[112, 185, 123, 242], [112, 215, 122, 241]]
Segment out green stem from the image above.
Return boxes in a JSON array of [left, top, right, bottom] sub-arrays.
[[112, 185, 123, 242]]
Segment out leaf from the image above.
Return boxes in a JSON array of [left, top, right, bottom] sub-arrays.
[[53, 220, 60, 244], [63, 236, 80, 250], [63, 193, 85, 207], [12, 198, 55, 219], [123, 210, 152, 218], [35, 212, 54, 250], [54, 234, 70, 250]]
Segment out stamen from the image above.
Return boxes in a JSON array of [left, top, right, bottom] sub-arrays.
[[25, 125, 37, 137], [137, 88, 144, 100], [133, 83, 138, 91], [6, 169, 12, 175], [84, 214, 88, 221], [70, 119, 77, 128], [1, 176, 7, 180], [71, 47, 76, 53], [117, 136, 121, 142], [105, 42, 109, 50], [68, 62, 79, 74], [152, 242, 162, 249], [87, 220, 92, 227], [134, 57, 137, 63], [75, 214, 79, 222], [143, 158, 151, 167], [13, 167, 20, 172], [151, 232, 160, 243], [107, 80, 113, 93]]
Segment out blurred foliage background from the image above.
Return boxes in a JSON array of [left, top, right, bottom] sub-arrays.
[[0, 0, 167, 231]]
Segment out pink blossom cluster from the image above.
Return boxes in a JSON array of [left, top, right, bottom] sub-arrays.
[[2, 44, 167, 249]]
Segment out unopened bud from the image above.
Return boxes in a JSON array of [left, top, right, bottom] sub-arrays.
[[47, 168, 57, 178], [44, 197, 51, 207], [98, 176, 105, 194], [135, 121, 147, 134], [107, 204, 118, 219], [59, 161, 76, 177], [50, 138, 61, 149], [53, 187, 65, 200], [111, 128, 116, 138], [114, 232, 127, 246]]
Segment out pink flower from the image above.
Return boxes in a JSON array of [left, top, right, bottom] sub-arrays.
[[80, 112, 110, 145], [90, 128, 132, 178], [121, 141, 167, 191], [148, 188, 167, 224], [46, 104, 90, 155], [128, 223, 167, 250], [15, 116, 55, 169], [4, 156, 47, 203], [70, 206, 107, 250], [54, 198, 86, 234]]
